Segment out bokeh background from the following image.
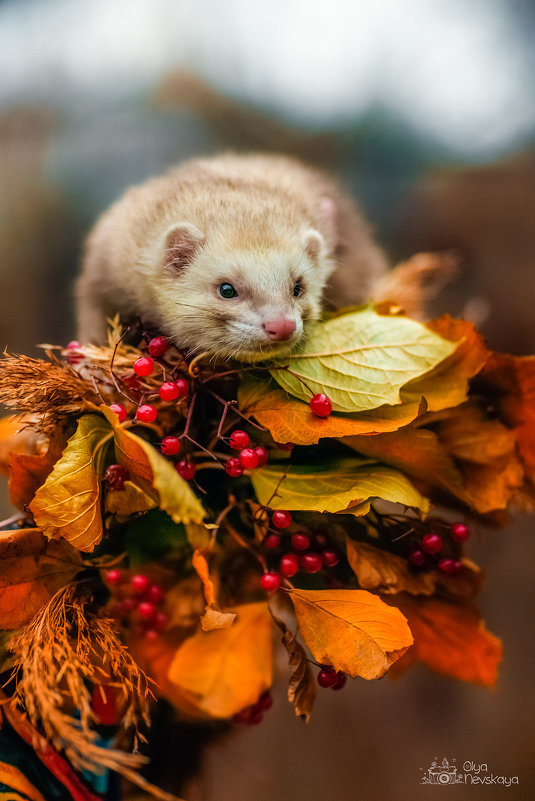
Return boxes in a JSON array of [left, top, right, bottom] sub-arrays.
[[1, 0, 535, 798]]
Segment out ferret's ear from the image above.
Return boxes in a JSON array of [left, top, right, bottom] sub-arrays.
[[163, 222, 205, 276], [302, 229, 325, 263]]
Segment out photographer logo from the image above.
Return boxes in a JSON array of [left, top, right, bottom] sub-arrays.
[[420, 758, 519, 787], [420, 758, 464, 785]]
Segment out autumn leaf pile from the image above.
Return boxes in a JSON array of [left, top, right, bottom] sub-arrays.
[[0, 300, 534, 795]]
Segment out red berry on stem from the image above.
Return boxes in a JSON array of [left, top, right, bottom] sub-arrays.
[[174, 378, 189, 399], [280, 553, 298, 578], [118, 597, 137, 615], [133, 356, 154, 377], [154, 612, 168, 630], [451, 522, 470, 542], [254, 446, 268, 467], [422, 532, 442, 554], [246, 705, 263, 725], [314, 532, 329, 548], [317, 668, 337, 688], [159, 382, 180, 401], [104, 464, 129, 490], [303, 553, 322, 574], [291, 532, 310, 551], [260, 572, 280, 591], [161, 436, 181, 455], [263, 533, 280, 550], [225, 457, 244, 477], [67, 340, 81, 350], [131, 574, 149, 594], [408, 549, 426, 567], [331, 671, 347, 691], [136, 404, 157, 423], [66, 341, 83, 364], [450, 560, 463, 575], [177, 460, 196, 480], [138, 601, 156, 620], [109, 403, 127, 422], [239, 448, 260, 469], [321, 549, 339, 567], [309, 393, 332, 418], [145, 629, 159, 642], [229, 430, 250, 449], [105, 568, 122, 584], [147, 584, 164, 604], [122, 372, 141, 392], [148, 336, 168, 358], [272, 510, 292, 529], [438, 558, 456, 574]]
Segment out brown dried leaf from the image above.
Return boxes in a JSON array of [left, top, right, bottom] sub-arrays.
[[200, 607, 237, 632], [272, 613, 316, 722], [346, 538, 437, 595]]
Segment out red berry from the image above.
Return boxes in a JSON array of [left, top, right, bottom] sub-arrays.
[[147, 584, 164, 603], [302, 553, 322, 574], [105, 568, 122, 584], [148, 336, 168, 358], [239, 448, 260, 469], [145, 629, 159, 642], [109, 403, 127, 423], [229, 430, 250, 449], [133, 356, 154, 377], [245, 706, 263, 725], [159, 381, 180, 401], [438, 558, 456, 574], [450, 560, 463, 575], [422, 533, 442, 554], [317, 668, 337, 688], [331, 671, 347, 691], [321, 549, 339, 567], [118, 597, 137, 615], [272, 510, 292, 529], [254, 446, 268, 467], [104, 464, 129, 490], [122, 372, 141, 392], [264, 534, 281, 550], [260, 572, 280, 591], [174, 378, 189, 399], [153, 612, 168, 630], [225, 457, 244, 477], [136, 404, 157, 423], [232, 708, 252, 724], [451, 522, 470, 542], [314, 532, 329, 548], [161, 436, 181, 455], [258, 690, 273, 711], [131, 574, 149, 594], [408, 549, 426, 567], [66, 341, 83, 364], [291, 532, 310, 551], [309, 393, 332, 418], [67, 340, 81, 350], [177, 460, 196, 480], [138, 601, 156, 620], [280, 553, 298, 578]]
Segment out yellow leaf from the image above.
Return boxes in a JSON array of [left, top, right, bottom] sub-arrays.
[[102, 406, 205, 526], [270, 307, 456, 413], [0, 528, 82, 629], [251, 460, 429, 514], [289, 588, 413, 680], [105, 480, 156, 517], [167, 602, 273, 718], [29, 415, 110, 552]]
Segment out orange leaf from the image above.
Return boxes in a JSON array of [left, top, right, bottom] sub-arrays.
[[192, 550, 215, 607], [385, 594, 502, 687], [9, 452, 56, 511], [0, 415, 41, 475], [167, 602, 273, 718], [0, 528, 82, 629], [346, 538, 437, 596], [289, 588, 413, 680]]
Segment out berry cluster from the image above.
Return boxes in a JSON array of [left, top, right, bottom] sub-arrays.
[[232, 690, 273, 725], [225, 429, 268, 477], [105, 570, 168, 640], [316, 666, 347, 691], [407, 521, 470, 576], [260, 513, 341, 590]]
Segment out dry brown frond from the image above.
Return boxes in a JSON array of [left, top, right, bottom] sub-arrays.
[[10, 583, 152, 775], [0, 352, 99, 427]]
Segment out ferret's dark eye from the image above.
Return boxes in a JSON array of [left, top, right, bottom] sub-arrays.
[[219, 283, 238, 299], [293, 281, 304, 298]]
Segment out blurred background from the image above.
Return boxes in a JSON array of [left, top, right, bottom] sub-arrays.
[[1, 0, 535, 798]]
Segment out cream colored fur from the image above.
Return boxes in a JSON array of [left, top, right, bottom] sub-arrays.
[[76, 153, 388, 361]]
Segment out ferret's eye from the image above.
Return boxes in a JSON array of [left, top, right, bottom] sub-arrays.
[[293, 281, 304, 298], [219, 283, 238, 299]]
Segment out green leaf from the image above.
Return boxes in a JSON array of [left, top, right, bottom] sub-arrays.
[[269, 307, 456, 413], [29, 414, 111, 552], [251, 459, 430, 514]]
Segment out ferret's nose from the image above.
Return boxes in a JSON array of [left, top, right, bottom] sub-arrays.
[[262, 317, 297, 341]]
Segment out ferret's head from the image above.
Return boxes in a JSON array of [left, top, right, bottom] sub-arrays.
[[154, 222, 333, 363]]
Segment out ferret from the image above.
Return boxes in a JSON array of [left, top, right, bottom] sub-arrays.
[[76, 153, 388, 362]]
